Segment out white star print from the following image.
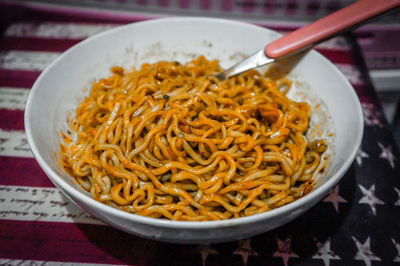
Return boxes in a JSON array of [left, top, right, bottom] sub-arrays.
[[358, 184, 384, 215], [323, 185, 347, 212], [378, 143, 396, 168], [352, 236, 381, 266], [356, 148, 369, 166], [312, 238, 341, 266], [362, 102, 383, 127], [392, 238, 400, 262], [233, 238, 258, 266], [394, 188, 400, 206], [197, 245, 218, 266], [273, 236, 298, 266]]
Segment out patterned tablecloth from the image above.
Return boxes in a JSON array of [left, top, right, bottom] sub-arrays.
[[0, 5, 400, 266]]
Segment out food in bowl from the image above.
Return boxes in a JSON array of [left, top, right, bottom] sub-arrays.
[[25, 17, 363, 243], [59, 55, 328, 221]]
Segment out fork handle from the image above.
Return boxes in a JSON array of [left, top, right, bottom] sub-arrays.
[[264, 0, 400, 59]]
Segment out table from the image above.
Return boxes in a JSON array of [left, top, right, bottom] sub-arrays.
[[1, 4, 399, 266]]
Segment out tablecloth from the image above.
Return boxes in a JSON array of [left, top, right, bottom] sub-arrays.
[[0, 5, 399, 266]]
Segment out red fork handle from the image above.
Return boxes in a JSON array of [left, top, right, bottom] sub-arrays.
[[264, 0, 400, 59]]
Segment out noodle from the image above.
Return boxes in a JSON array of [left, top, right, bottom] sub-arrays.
[[59, 56, 327, 221]]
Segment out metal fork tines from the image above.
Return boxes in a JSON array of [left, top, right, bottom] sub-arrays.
[[216, 49, 274, 80]]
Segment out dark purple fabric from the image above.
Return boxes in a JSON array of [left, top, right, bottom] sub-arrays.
[[0, 4, 399, 266]]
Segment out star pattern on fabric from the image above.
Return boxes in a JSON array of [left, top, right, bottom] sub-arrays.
[[323, 185, 347, 212], [358, 184, 384, 215], [233, 238, 258, 266], [196, 245, 218, 266], [392, 238, 400, 262], [394, 187, 400, 206], [352, 236, 381, 266], [273, 236, 298, 266], [312, 238, 341, 266], [362, 102, 383, 127], [378, 142, 396, 168], [356, 148, 369, 166], [3, 19, 400, 266]]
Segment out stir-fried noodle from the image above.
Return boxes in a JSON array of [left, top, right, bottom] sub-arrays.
[[60, 56, 327, 221]]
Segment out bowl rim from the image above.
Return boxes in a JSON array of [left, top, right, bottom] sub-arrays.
[[24, 16, 364, 229]]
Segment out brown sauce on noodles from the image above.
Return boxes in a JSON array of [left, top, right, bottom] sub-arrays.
[[60, 56, 327, 221]]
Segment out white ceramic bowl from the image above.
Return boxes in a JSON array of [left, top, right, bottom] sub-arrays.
[[25, 17, 363, 244]]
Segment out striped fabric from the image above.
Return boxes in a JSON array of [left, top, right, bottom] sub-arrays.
[[1, 17, 399, 266]]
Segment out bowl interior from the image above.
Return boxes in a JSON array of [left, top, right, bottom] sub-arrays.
[[25, 17, 363, 227]]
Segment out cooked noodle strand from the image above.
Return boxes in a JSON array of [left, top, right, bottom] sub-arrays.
[[60, 56, 327, 221]]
